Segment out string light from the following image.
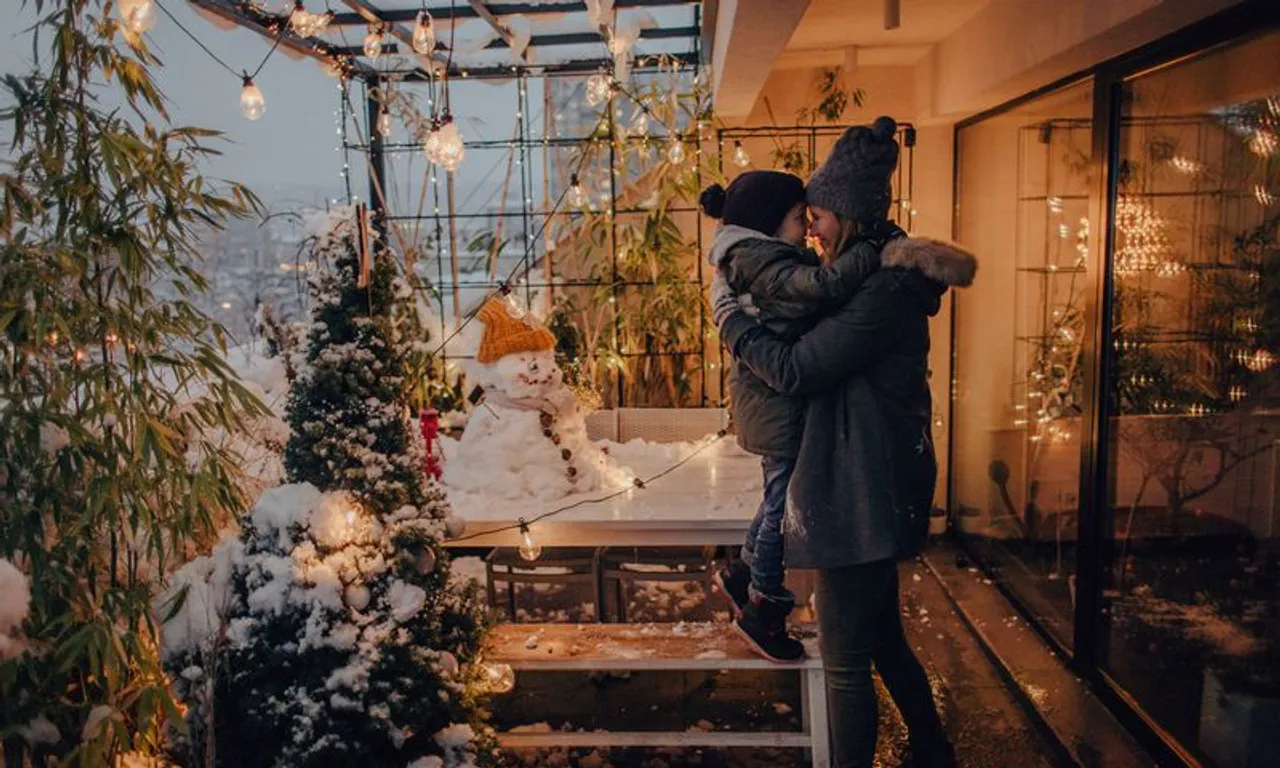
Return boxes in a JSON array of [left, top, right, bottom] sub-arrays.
[[517, 520, 541, 561], [434, 115, 465, 173], [1047, 196, 1063, 214], [1114, 197, 1169, 276], [117, 0, 157, 34], [1168, 155, 1204, 175], [567, 174, 588, 208], [288, 1, 332, 38], [1256, 185, 1275, 206], [629, 107, 649, 137], [666, 137, 685, 164], [1230, 385, 1247, 403], [1249, 129, 1277, 157], [363, 25, 385, 61], [482, 662, 516, 694], [1237, 348, 1274, 372], [412, 10, 436, 54], [732, 141, 750, 168], [240, 75, 266, 121]]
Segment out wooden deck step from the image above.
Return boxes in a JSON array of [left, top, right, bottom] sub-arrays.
[[500, 730, 813, 749], [486, 621, 831, 765], [484, 621, 822, 671]]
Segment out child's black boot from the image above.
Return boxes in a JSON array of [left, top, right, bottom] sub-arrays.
[[735, 594, 804, 662]]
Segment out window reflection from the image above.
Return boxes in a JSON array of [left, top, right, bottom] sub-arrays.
[[1101, 31, 1280, 766], [952, 81, 1095, 649]]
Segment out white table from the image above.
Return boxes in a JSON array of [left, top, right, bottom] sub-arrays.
[[442, 438, 764, 548]]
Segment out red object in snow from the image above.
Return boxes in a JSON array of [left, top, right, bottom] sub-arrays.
[[420, 408, 443, 480]]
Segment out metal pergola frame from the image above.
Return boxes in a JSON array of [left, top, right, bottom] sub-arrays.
[[188, 0, 704, 82], [186, 1, 918, 411]]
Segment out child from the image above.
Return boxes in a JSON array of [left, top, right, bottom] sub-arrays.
[[700, 171, 888, 662]]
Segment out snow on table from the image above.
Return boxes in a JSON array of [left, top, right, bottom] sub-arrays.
[[442, 437, 763, 547]]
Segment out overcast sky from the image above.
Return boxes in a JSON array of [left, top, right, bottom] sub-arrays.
[[4, 1, 697, 216], [1, 1, 529, 209]]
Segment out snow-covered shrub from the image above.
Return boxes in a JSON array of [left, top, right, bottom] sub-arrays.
[[163, 207, 491, 767], [0, 557, 30, 661]]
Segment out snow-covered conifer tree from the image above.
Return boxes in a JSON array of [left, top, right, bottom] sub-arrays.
[[194, 209, 491, 767]]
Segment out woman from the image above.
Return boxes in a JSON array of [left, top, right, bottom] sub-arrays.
[[713, 117, 976, 767]]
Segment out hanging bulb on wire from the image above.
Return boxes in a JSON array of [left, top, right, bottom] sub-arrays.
[[666, 137, 686, 165], [629, 107, 649, 138], [240, 75, 266, 121], [435, 115, 466, 173], [567, 174, 588, 208], [377, 107, 392, 138], [517, 520, 541, 561], [412, 10, 436, 54], [364, 25, 385, 61], [288, 1, 331, 37], [424, 119, 443, 164], [483, 662, 516, 694], [117, 0, 157, 34], [732, 141, 750, 168]]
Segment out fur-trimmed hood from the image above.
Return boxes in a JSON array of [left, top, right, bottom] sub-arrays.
[[881, 236, 978, 288]]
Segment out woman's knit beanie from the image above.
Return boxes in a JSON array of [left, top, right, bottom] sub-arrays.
[[699, 170, 806, 236], [806, 116, 900, 224]]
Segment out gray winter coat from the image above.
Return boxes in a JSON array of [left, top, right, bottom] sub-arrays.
[[708, 225, 881, 458], [720, 236, 978, 569]]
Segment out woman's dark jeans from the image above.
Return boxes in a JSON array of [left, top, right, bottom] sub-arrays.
[[816, 558, 952, 767]]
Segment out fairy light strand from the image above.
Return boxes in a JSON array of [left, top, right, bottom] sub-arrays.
[[446, 431, 728, 544]]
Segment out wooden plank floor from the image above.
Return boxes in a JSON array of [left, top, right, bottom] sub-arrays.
[[485, 621, 822, 670]]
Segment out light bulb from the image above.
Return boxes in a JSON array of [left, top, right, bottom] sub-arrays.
[[732, 141, 750, 168], [483, 662, 515, 694], [364, 27, 384, 61], [435, 118, 465, 173], [666, 138, 686, 165], [424, 124, 443, 164], [289, 2, 330, 37], [240, 77, 265, 121], [585, 73, 612, 107], [118, 0, 156, 34], [567, 174, 588, 208], [518, 523, 541, 561], [412, 10, 436, 54], [377, 108, 392, 138], [629, 109, 649, 137]]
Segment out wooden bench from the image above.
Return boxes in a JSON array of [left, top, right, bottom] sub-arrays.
[[485, 622, 830, 767]]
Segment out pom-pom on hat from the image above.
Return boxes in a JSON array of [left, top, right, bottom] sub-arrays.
[[475, 296, 556, 364], [806, 116, 900, 225], [699, 170, 806, 237]]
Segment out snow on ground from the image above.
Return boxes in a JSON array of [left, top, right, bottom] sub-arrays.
[[0, 557, 30, 661]]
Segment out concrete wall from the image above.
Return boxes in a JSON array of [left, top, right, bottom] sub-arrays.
[[915, 0, 1244, 121]]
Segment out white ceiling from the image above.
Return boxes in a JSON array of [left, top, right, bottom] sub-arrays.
[[784, 0, 993, 65]]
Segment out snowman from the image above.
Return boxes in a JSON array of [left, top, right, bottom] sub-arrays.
[[443, 297, 624, 501]]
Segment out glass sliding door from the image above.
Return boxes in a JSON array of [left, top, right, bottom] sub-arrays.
[[1097, 30, 1280, 766], [952, 80, 1095, 650]]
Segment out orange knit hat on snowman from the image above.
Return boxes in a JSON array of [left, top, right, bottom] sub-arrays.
[[475, 296, 557, 364]]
